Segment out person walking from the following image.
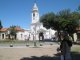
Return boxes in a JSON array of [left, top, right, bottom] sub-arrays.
[[60, 35, 72, 60]]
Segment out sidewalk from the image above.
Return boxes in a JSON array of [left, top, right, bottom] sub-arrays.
[[0, 45, 59, 60]]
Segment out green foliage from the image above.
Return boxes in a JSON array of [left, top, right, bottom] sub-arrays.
[[10, 26, 17, 36], [40, 12, 61, 30], [40, 12, 56, 29], [77, 5, 80, 13], [40, 9, 80, 41], [57, 9, 71, 19], [57, 9, 77, 33], [0, 20, 3, 30]]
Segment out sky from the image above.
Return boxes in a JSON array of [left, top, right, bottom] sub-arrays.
[[0, 0, 80, 30]]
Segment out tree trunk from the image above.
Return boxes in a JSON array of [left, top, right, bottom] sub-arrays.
[[57, 31, 61, 42]]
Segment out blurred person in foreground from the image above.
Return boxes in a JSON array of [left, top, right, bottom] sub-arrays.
[[59, 32, 72, 60]]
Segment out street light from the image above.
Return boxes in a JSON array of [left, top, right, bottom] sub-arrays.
[[32, 23, 39, 47], [31, 22, 41, 47], [34, 30, 37, 47], [8, 30, 13, 47]]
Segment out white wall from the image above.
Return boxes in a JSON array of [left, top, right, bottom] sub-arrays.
[[0, 33, 6, 40], [16, 31, 29, 40], [73, 33, 77, 42]]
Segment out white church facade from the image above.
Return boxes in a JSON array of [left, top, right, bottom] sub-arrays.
[[29, 2, 56, 40]]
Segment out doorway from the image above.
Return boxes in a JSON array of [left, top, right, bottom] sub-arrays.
[[2, 34, 5, 39], [39, 32, 44, 40]]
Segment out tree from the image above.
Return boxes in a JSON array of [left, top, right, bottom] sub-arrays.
[[0, 20, 3, 40], [77, 5, 80, 13], [57, 9, 80, 41], [40, 12, 55, 29], [0, 20, 3, 30], [40, 9, 80, 42], [40, 12, 62, 41], [56, 9, 80, 42], [9, 25, 17, 40]]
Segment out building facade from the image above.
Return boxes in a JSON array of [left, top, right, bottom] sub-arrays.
[[0, 27, 30, 40], [0, 2, 56, 41], [29, 2, 56, 40]]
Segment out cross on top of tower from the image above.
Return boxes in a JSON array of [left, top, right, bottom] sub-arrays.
[[34, 0, 36, 3]]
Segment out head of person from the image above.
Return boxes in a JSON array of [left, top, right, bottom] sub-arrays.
[[63, 32, 69, 41], [63, 32, 72, 47]]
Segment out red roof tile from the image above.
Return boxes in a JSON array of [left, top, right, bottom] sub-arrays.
[[0, 27, 27, 32], [0, 28, 8, 32], [14, 27, 25, 32]]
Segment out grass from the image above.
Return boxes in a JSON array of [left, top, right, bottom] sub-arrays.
[[71, 45, 80, 60], [71, 45, 80, 52], [0, 39, 57, 47], [0, 40, 38, 46], [0, 40, 37, 44]]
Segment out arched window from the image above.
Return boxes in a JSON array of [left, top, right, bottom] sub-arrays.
[[33, 13, 35, 17]]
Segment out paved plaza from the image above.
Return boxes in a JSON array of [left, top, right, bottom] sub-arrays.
[[0, 45, 59, 60], [0, 43, 80, 60]]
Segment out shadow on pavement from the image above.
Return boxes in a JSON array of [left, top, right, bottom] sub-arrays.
[[20, 55, 60, 60], [71, 52, 80, 60], [20, 51, 80, 60]]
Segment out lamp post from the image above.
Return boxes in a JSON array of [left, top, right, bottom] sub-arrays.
[[31, 22, 41, 47], [30, 31, 36, 47], [8, 30, 13, 47], [33, 25, 37, 47], [32, 22, 39, 47]]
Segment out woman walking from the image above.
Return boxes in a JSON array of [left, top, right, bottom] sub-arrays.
[[60, 35, 72, 60]]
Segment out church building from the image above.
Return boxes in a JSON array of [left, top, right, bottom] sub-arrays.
[[29, 2, 56, 40]]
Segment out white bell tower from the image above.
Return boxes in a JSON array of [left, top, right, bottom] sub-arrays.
[[32, 2, 39, 23], [30, 1, 40, 40]]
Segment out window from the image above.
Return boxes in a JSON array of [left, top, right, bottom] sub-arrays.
[[33, 13, 35, 17]]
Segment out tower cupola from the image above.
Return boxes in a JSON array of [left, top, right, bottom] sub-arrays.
[[33, 3, 38, 12], [32, 2, 39, 23]]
